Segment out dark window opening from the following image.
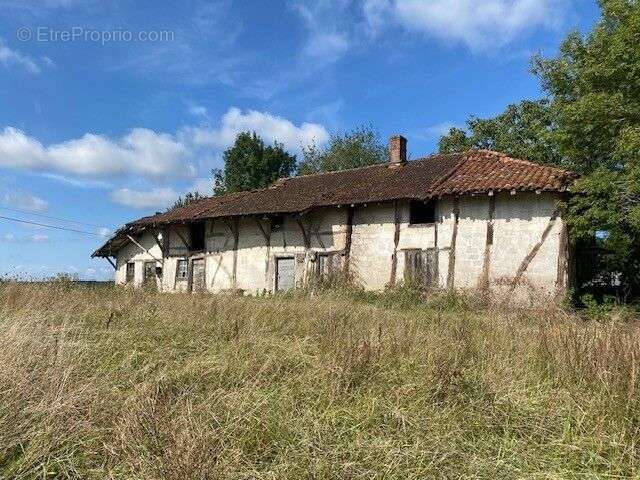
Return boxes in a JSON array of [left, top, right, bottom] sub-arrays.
[[126, 262, 135, 283], [409, 200, 436, 225], [271, 215, 284, 232], [190, 223, 205, 251]]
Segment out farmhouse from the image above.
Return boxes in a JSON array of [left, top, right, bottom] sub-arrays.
[[93, 136, 576, 299]]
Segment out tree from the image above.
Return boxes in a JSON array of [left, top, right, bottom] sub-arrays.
[[438, 100, 561, 167], [298, 125, 387, 175], [532, 0, 640, 299], [168, 191, 206, 211], [438, 0, 640, 300], [213, 132, 296, 195]]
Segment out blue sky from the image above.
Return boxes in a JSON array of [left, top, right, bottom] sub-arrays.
[[0, 0, 600, 280]]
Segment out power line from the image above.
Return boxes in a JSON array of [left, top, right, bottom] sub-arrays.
[[0, 206, 114, 230], [0, 215, 106, 237]]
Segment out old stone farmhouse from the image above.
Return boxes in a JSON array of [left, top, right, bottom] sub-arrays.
[[93, 136, 576, 299]]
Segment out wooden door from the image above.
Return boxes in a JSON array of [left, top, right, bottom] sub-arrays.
[[191, 258, 206, 292], [276, 257, 295, 292]]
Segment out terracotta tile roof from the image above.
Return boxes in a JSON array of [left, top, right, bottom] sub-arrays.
[[431, 150, 575, 195], [93, 150, 576, 257]]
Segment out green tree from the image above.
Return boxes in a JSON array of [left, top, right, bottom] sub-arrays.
[[298, 125, 387, 175], [168, 191, 206, 211], [213, 132, 296, 195], [438, 100, 561, 166], [532, 0, 640, 298], [439, 0, 640, 300]]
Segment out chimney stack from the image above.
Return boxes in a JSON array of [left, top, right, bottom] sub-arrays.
[[388, 135, 407, 166]]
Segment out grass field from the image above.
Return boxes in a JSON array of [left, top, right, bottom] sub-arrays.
[[1, 282, 639, 479]]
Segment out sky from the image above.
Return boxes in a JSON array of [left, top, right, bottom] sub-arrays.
[[0, 0, 600, 281]]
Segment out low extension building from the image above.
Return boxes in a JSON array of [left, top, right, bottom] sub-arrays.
[[93, 136, 576, 301]]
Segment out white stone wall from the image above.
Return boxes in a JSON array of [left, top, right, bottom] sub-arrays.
[[113, 192, 568, 298], [114, 232, 163, 288]]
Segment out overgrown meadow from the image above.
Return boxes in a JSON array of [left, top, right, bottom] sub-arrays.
[[1, 282, 639, 479]]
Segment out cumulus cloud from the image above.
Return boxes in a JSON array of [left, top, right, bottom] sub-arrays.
[[368, 0, 564, 50], [0, 38, 42, 74], [110, 187, 180, 210], [1, 189, 48, 212], [186, 107, 329, 156], [0, 108, 325, 183], [0, 127, 194, 180]]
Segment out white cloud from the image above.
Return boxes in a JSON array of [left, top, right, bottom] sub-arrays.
[[293, 1, 353, 65], [1, 189, 48, 212], [30, 233, 49, 243], [390, 0, 563, 50], [110, 187, 180, 210], [0, 127, 194, 179], [0, 232, 49, 243], [186, 107, 329, 156], [303, 31, 350, 63], [109, 178, 212, 211], [420, 121, 461, 139], [0, 38, 42, 73], [190, 178, 212, 197], [188, 104, 208, 117]]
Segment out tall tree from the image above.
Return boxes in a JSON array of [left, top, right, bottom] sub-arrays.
[[439, 100, 561, 167], [298, 125, 387, 175], [438, 0, 640, 300], [533, 0, 640, 299], [213, 132, 296, 195]]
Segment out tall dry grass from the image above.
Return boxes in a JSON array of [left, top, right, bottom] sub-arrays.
[[0, 282, 639, 479]]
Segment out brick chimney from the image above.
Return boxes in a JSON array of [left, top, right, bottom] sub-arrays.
[[388, 135, 407, 166]]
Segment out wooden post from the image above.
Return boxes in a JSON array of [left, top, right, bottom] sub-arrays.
[[255, 217, 272, 289], [106, 257, 117, 270], [479, 195, 496, 289], [389, 201, 401, 286], [556, 219, 569, 294], [230, 217, 240, 290], [172, 226, 191, 251], [508, 209, 560, 294], [446, 197, 460, 289], [295, 215, 310, 249], [126, 234, 163, 263], [343, 206, 354, 275]]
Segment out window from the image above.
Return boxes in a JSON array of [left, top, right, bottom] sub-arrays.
[[190, 223, 205, 251], [409, 200, 436, 225], [176, 259, 188, 281], [270, 215, 284, 232], [143, 261, 156, 284], [126, 262, 135, 283]]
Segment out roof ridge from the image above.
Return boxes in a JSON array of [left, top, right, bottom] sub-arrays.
[[278, 152, 464, 183], [470, 149, 572, 174]]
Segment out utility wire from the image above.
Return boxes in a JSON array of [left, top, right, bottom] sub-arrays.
[[0, 215, 105, 237], [0, 206, 114, 230]]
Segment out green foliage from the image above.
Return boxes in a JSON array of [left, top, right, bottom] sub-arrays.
[[438, 100, 561, 167], [298, 125, 387, 175], [439, 0, 640, 301], [168, 191, 207, 211], [213, 131, 296, 195]]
